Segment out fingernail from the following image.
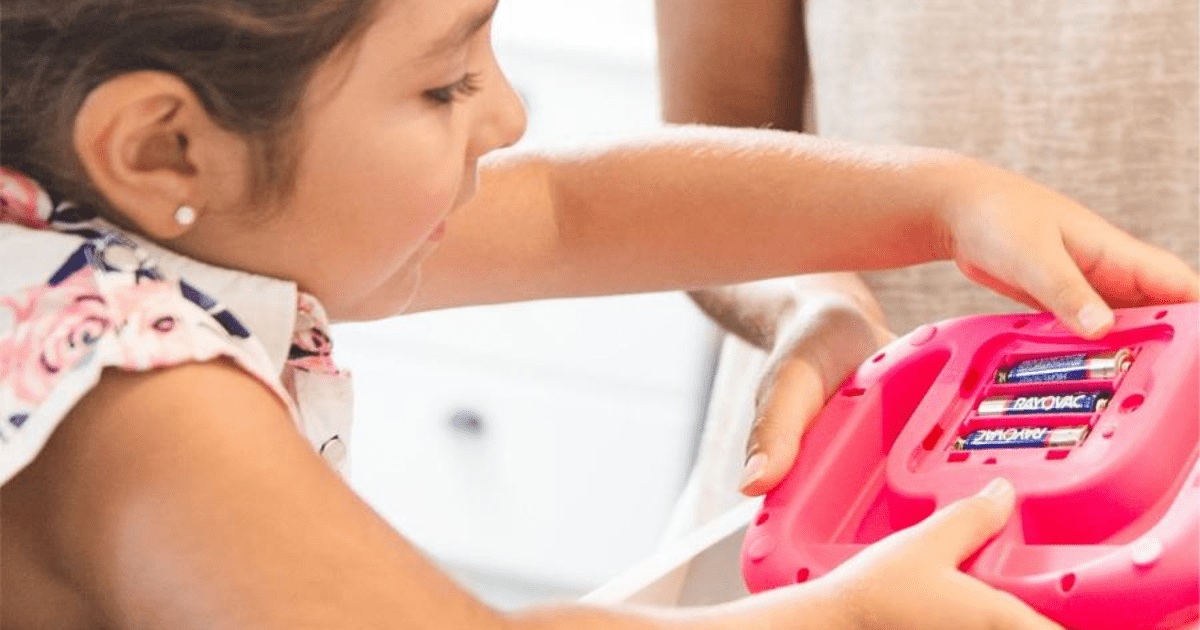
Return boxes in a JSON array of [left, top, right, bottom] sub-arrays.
[[740, 453, 768, 490], [1077, 302, 1114, 337], [979, 477, 1015, 504]]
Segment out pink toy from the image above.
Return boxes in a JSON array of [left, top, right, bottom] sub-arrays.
[[741, 303, 1199, 630]]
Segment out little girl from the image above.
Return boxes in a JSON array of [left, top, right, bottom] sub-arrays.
[[2, 0, 1195, 628]]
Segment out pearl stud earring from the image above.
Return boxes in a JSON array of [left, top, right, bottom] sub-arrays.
[[174, 204, 197, 227]]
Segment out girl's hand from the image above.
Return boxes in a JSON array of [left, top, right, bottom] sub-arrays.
[[723, 478, 1064, 630], [826, 478, 1064, 630], [941, 162, 1200, 339], [740, 291, 894, 495], [739, 160, 1200, 495]]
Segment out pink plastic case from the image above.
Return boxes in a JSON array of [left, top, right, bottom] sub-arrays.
[[741, 303, 1199, 630]]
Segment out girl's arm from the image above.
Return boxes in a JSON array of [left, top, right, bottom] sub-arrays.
[[3, 361, 497, 629], [406, 128, 951, 312], [399, 127, 1197, 339]]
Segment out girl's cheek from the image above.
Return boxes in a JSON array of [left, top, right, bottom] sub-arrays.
[[408, 164, 467, 218]]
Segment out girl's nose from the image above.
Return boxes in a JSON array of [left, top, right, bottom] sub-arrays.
[[477, 63, 528, 154]]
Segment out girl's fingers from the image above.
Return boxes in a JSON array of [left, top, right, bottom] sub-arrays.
[[956, 262, 1046, 312], [741, 356, 825, 495], [908, 478, 1016, 566], [956, 197, 1198, 341], [1012, 240, 1115, 339], [975, 586, 1069, 630], [965, 243, 1112, 339], [1072, 232, 1200, 306]]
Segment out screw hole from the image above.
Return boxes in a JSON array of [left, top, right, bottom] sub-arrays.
[[1060, 573, 1077, 592], [1155, 310, 1168, 320], [1013, 318, 1030, 329], [984, 457, 997, 465], [1102, 426, 1116, 438], [796, 568, 810, 583], [872, 352, 886, 363], [921, 425, 945, 451], [755, 512, 770, 526], [959, 370, 980, 395], [843, 387, 866, 397], [1119, 394, 1144, 414]]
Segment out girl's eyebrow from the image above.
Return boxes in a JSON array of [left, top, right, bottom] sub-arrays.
[[420, 0, 500, 60]]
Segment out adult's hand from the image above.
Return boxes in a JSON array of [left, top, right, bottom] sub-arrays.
[[740, 292, 894, 495]]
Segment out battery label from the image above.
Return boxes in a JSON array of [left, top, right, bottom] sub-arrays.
[[996, 349, 1132, 384], [955, 425, 1090, 450], [1006, 353, 1090, 381], [977, 392, 1111, 416]]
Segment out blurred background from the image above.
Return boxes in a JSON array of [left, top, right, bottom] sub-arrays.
[[332, 0, 722, 609]]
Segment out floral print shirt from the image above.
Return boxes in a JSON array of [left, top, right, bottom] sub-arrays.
[[0, 167, 354, 484]]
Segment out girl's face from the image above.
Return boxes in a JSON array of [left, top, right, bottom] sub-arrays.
[[190, 0, 525, 320]]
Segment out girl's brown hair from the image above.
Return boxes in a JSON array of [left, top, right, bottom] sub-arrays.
[[2, 0, 382, 213]]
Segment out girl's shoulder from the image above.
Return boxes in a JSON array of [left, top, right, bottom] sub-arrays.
[[0, 173, 299, 485]]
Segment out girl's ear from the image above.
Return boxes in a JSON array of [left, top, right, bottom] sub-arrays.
[[73, 70, 252, 240]]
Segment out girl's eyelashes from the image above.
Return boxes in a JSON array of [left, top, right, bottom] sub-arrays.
[[424, 72, 482, 105]]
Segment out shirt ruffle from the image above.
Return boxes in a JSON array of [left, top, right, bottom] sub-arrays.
[[0, 167, 355, 483], [0, 164, 306, 484], [0, 259, 295, 485]]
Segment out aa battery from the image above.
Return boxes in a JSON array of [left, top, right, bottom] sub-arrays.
[[995, 348, 1133, 384], [954, 425, 1090, 450], [977, 391, 1111, 416]]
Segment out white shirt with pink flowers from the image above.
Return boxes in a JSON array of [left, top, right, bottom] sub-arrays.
[[0, 167, 354, 485]]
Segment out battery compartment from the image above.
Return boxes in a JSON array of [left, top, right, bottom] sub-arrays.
[[940, 323, 1176, 466], [937, 322, 1193, 546], [948, 381, 1119, 462], [744, 305, 1199, 629], [848, 331, 1165, 544]]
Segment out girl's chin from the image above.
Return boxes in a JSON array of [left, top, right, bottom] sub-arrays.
[[327, 265, 423, 322], [388, 265, 424, 316]]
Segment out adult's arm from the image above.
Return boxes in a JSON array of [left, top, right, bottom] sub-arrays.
[[656, 0, 808, 130]]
